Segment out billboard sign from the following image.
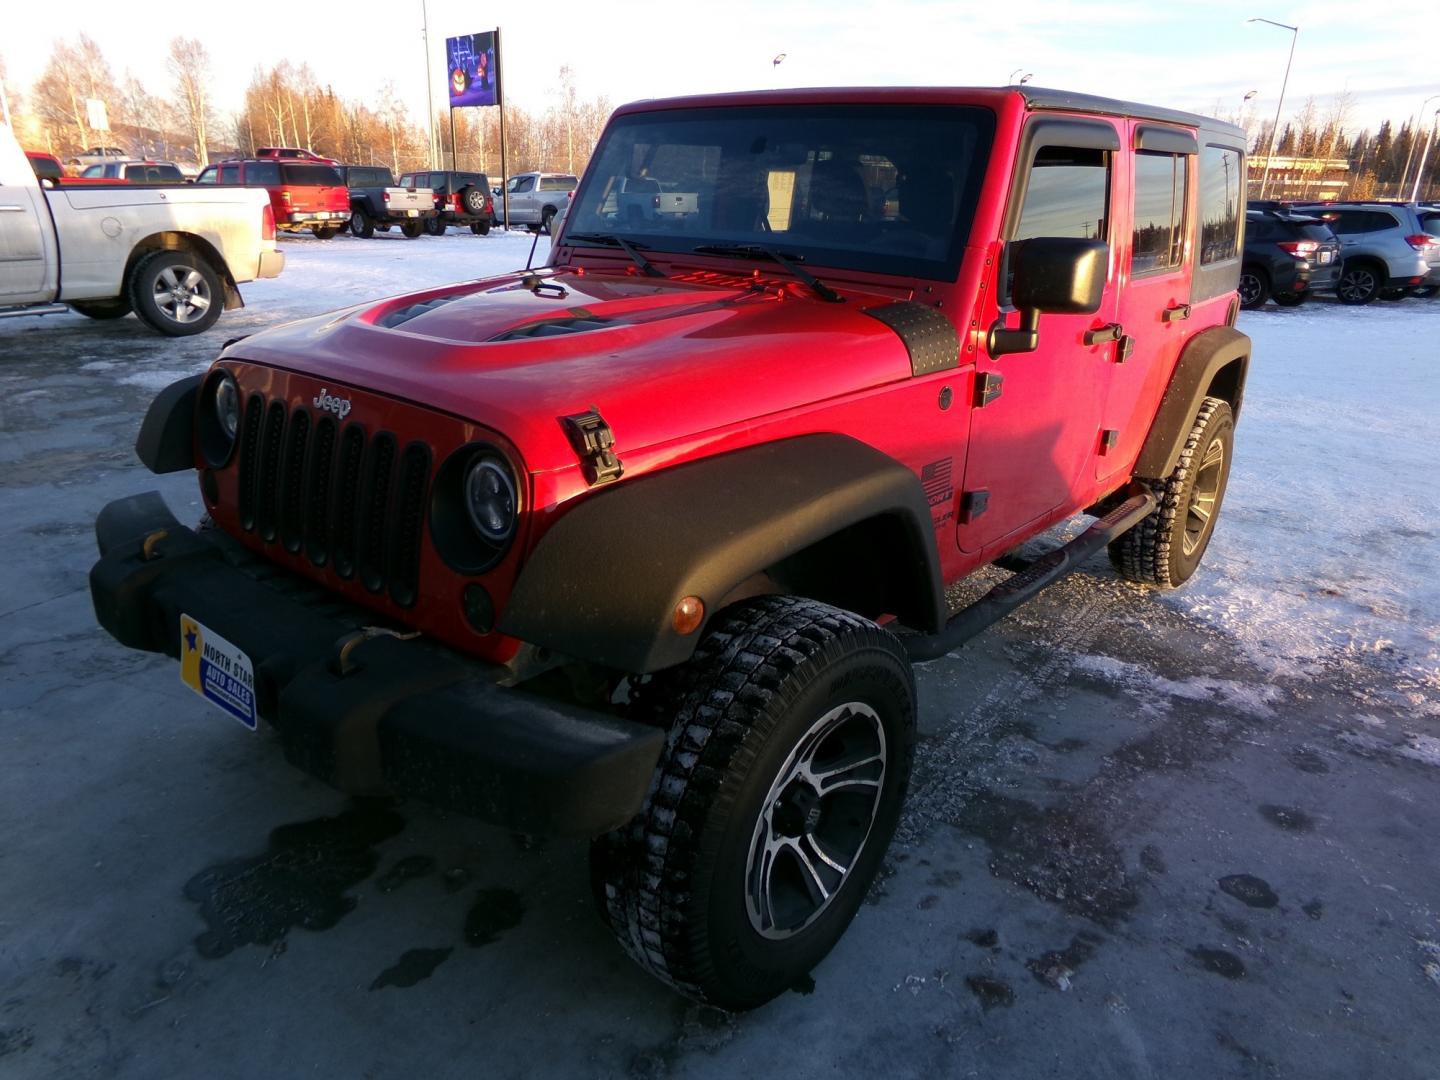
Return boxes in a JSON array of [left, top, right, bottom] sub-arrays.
[[446, 31, 498, 108]]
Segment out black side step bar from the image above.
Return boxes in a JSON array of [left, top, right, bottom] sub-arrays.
[[903, 491, 1156, 662]]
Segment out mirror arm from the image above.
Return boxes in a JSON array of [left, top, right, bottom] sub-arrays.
[[987, 307, 1040, 357]]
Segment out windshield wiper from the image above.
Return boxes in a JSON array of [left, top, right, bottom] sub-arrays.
[[565, 232, 666, 278], [691, 244, 843, 303]]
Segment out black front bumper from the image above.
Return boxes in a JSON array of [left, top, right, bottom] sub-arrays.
[[89, 492, 663, 837]]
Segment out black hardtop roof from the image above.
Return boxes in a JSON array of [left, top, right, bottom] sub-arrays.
[[612, 85, 1245, 142], [1018, 87, 1246, 140]]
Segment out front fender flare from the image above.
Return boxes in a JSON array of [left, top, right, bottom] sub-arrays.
[[499, 435, 945, 673]]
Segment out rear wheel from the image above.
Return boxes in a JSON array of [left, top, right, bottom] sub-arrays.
[[424, 216, 447, 236], [400, 220, 423, 238], [349, 209, 375, 238], [470, 220, 491, 235], [541, 205, 557, 234], [1237, 266, 1269, 309], [1109, 396, 1234, 589], [1271, 291, 1308, 307], [311, 225, 341, 239], [128, 250, 223, 336], [591, 595, 915, 1011], [1337, 262, 1382, 305], [70, 298, 132, 320]]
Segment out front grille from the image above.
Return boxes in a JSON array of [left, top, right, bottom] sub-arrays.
[[233, 394, 431, 607]]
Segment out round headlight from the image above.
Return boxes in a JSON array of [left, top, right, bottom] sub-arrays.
[[215, 373, 240, 440], [464, 455, 517, 543]]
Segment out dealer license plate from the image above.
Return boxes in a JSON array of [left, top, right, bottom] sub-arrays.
[[179, 614, 258, 731], [1319, 250, 1332, 264]]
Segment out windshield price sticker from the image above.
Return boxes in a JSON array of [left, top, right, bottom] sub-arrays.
[[179, 614, 258, 731]]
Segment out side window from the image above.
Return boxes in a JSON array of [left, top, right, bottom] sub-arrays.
[[1132, 151, 1188, 275], [195, 167, 217, 185], [512, 175, 536, 194], [1013, 146, 1110, 242], [1198, 147, 1242, 265], [248, 162, 281, 186], [218, 164, 241, 184]]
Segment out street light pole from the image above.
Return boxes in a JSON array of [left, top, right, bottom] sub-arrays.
[[1248, 17, 1299, 200], [422, 0, 437, 170], [1398, 94, 1440, 197], [1411, 108, 1440, 203]]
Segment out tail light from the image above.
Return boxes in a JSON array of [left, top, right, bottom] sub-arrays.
[[383, 191, 391, 203], [1277, 240, 1318, 257], [652, 195, 661, 209], [1404, 234, 1438, 250], [261, 204, 275, 241], [452, 193, 465, 212]]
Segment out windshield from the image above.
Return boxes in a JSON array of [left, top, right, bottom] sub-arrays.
[[567, 104, 995, 280]]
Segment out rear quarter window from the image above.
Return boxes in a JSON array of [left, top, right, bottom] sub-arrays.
[[1198, 147, 1242, 265], [539, 176, 578, 191], [246, 161, 282, 186], [280, 164, 343, 186]]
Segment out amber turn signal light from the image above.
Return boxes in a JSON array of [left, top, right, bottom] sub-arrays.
[[673, 596, 704, 635]]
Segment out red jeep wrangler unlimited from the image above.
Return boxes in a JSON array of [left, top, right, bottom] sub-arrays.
[[91, 87, 1250, 1009]]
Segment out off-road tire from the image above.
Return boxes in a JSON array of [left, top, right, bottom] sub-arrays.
[[1109, 396, 1234, 588], [400, 220, 424, 238], [128, 250, 223, 337], [349, 209, 375, 238], [1271, 291, 1307, 307], [470, 220, 491, 236], [1237, 266, 1269, 309], [591, 595, 915, 1011], [1337, 261, 1382, 305], [70, 298, 132, 320], [424, 216, 447, 236]]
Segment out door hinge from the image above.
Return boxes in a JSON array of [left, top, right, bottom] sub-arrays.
[[1117, 335, 1135, 363], [960, 489, 990, 523], [561, 408, 624, 485], [1100, 429, 1120, 454], [974, 372, 1004, 408]]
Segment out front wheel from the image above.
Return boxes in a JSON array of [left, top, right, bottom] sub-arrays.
[[128, 250, 223, 336], [1237, 267, 1269, 309], [591, 596, 915, 1011], [1109, 396, 1234, 588]]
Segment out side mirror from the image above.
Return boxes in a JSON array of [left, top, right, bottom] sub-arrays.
[[990, 237, 1109, 356]]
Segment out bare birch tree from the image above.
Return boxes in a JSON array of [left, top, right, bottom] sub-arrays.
[[168, 37, 214, 167]]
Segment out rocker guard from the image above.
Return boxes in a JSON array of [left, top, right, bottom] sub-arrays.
[[89, 492, 663, 837]]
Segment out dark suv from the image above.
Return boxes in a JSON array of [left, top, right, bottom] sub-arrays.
[[397, 170, 495, 234], [1240, 204, 1340, 308]]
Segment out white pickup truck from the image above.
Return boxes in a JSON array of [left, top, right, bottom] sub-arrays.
[[1, 124, 284, 337]]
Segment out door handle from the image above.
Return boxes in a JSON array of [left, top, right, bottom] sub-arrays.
[[0, 205, 30, 212], [1083, 323, 1123, 345], [1162, 304, 1191, 323]]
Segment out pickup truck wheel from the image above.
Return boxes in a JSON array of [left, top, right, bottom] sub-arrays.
[[591, 595, 915, 1010], [349, 209, 375, 238], [424, 217, 447, 236], [541, 206, 557, 234], [1237, 266, 1269, 309], [70, 298, 132, 320], [1336, 261, 1381, 304], [1109, 396, 1234, 588], [400, 221, 423, 238], [311, 225, 341, 240], [470, 220, 490, 236], [128, 250, 223, 337]]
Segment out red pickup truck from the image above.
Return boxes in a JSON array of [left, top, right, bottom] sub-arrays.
[[195, 159, 350, 237]]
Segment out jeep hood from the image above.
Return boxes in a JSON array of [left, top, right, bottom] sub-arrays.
[[225, 267, 922, 473]]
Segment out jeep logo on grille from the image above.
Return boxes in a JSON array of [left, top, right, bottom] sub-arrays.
[[312, 389, 353, 420]]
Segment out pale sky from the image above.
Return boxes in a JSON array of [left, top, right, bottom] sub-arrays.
[[3, 0, 1437, 140]]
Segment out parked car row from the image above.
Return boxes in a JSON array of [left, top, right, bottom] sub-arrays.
[[1242, 200, 1440, 308]]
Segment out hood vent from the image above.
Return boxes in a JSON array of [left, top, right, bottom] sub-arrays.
[[377, 295, 460, 328], [490, 315, 614, 341]]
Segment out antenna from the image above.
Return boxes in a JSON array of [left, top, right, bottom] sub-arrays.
[[525, 227, 541, 270]]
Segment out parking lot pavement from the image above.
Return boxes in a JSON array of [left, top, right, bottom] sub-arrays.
[[2, 243, 1438, 1078]]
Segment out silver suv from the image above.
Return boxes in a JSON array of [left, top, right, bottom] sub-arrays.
[[498, 171, 578, 231], [1294, 202, 1440, 303]]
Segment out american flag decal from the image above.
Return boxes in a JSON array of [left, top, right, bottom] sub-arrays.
[[921, 458, 954, 507]]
